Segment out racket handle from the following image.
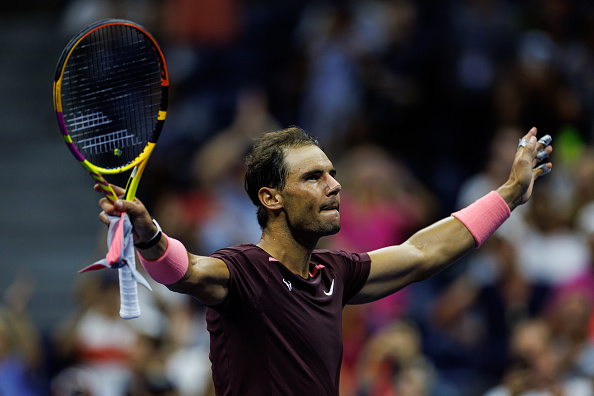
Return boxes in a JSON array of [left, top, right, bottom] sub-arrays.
[[118, 266, 140, 319]]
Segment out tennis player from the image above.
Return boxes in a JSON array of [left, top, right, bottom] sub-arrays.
[[97, 126, 552, 396]]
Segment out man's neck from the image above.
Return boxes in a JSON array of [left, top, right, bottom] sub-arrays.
[[257, 227, 318, 279]]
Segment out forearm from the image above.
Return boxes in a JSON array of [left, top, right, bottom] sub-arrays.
[[380, 190, 512, 286], [355, 217, 475, 303], [136, 234, 230, 306], [405, 216, 476, 277], [357, 191, 509, 303], [408, 189, 510, 276], [398, 189, 511, 277]]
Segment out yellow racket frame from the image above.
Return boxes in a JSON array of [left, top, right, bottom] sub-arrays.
[[53, 19, 168, 204]]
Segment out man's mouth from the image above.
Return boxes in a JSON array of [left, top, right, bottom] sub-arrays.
[[321, 202, 340, 212]]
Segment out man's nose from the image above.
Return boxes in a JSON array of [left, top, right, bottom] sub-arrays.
[[325, 175, 341, 195]]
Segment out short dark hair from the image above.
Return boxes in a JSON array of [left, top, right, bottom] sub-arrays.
[[244, 126, 322, 228]]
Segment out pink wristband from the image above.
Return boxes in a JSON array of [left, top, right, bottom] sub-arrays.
[[137, 234, 189, 285], [451, 191, 511, 248]]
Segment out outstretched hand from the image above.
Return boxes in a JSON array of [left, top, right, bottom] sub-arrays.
[[94, 183, 157, 246], [498, 127, 553, 210]]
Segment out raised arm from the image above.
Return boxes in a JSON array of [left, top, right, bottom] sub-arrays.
[[97, 184, 230, 306], [350, 127, 552, 304]]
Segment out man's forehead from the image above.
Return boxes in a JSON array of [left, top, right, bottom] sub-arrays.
[[284, 145, 333, 173]]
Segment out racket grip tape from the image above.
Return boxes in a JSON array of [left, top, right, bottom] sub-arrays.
[[89, 171, 119, 204], [118, 266, 141, 319]]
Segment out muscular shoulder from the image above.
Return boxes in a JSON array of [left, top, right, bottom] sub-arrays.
[[208, 244, 275, 312], [210, 244, 269, 269], [311, 249, 371, 267], [211, 244, 263, 258]]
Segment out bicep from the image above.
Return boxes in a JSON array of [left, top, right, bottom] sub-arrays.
[[167, 255, 230, 306], [350, 217, 475, 304], [350, 242, 425, 304]]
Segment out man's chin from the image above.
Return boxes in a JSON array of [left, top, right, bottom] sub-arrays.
[[322, 223, 341, 236]]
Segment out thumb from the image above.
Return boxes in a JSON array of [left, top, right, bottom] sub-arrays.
[[114, 197, 153, 230], [114, 197, 141, 215], [114, 197, 151, 222], [114, 198, 128, 212]]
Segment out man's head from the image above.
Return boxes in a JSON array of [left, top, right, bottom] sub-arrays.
[[245, 126, 331, 229]]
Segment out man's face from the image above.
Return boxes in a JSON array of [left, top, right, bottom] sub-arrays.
[[279, 145, 341, 236]]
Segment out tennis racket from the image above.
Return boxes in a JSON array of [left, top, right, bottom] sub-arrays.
[[53, 19, 168, 319]]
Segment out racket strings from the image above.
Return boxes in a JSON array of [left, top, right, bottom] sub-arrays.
[[69, 111, 144, 157], [79, 128, 143, 156], [60, 23, 163, 170]]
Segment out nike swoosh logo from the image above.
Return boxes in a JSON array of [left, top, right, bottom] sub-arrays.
[[283, 278, 292, 291], [324, 279, 335, 296]]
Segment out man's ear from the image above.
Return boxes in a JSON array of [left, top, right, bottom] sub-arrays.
[[258, 187, 282, 210]]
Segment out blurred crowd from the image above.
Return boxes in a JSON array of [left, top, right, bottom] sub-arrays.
[[5, 0, 594, 394]]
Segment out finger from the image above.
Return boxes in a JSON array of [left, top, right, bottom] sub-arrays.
[[99, 211, 111, 225], [535, 145, 553, 161], [94, 183, 126, 196], [534, 133, 552, 160], [517, 127, 537, 150], [535, 163, 552, 177], [524, 126, 537, 140], [99, 197, 122, 216], [537, 134, 552, 149], [536, 147, 550, 161], [96, 183, 128, 214], [524, 135, 538, 154]]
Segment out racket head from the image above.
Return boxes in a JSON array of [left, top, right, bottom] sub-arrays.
[[53, 19, 168, 177]]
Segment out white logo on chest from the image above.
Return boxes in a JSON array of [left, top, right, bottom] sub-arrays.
[[282, 278, 292, 291], [324, 279, 335, 296]]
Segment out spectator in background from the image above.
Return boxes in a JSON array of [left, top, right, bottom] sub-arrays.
[[548, 200, 594, 349], [163, 298, 215, 396], [442, 0, 519, 172], [161, 0, 241, 48], [52, 272, 144, 396], [424, 235, 551, 394], [494, 29, 586, 138], [483, 318, 594, 396], [60, 0, 159, 38], [357, 320, 436, 396], [0, 276, 44, 396], [516, 182, 589, 285], [295, 3, 365, 149], [546, 286, 594, 381], [566, 199, 594, 294], [564, 144, 594, 223], [126, 331, 177, 396]]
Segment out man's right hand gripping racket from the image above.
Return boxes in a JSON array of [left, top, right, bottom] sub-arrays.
[[53, 19, 169, 319]]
